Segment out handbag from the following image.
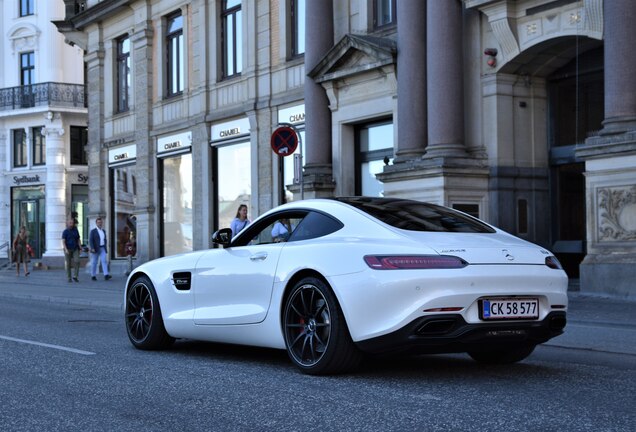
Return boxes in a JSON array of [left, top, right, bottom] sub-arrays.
[[26, 243, 34, 257]]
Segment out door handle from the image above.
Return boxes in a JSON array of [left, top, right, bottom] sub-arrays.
[[250, 252, 268, 261]]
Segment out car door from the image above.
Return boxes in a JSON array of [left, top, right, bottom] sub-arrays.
[[193, 212, 305, 325]]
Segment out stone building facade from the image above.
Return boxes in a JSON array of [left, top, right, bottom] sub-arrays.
[[1, 0, 87, 266], [55, 0, 636, 298]]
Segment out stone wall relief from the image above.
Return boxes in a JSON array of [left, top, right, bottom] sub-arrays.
[[597, 186, 636, 242]]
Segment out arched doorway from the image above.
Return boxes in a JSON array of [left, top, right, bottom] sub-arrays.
[[498, 37, 603, 278]]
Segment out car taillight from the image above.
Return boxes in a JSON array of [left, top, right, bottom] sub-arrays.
[[363, 255, 467, 270], [545, 256, 563, 270]]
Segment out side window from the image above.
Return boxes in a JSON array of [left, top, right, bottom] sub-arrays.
[[235, 213, 306, 246], [288, 211, 343, 242]]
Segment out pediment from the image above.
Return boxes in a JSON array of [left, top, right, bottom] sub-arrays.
[[7, 23, 40, 52], [308, 34, 396, 83]]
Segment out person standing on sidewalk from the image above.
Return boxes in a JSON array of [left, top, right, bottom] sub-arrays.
[[62, 218, 81, 283], [12, 226, 30, 277], [89, 217, 111, 281]]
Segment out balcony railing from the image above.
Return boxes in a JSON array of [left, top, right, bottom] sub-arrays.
[[0, 82, 87, 112]]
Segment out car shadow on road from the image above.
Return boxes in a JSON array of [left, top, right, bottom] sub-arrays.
[[153, 339, 561, 380]]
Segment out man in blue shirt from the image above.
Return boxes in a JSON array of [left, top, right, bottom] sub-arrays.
[[62, 218, 81, 283]]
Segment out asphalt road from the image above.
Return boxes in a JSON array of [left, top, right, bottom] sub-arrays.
[[1, 297, 635, 432]]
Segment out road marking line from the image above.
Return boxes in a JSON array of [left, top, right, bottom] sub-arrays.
[[0, 335, 96, 356]]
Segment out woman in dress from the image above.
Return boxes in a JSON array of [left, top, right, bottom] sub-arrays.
[[12, 226, 30, 276], [230, 204, 251, 237]]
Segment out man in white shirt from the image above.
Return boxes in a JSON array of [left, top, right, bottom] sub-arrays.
[[89, 217, 112, 281]]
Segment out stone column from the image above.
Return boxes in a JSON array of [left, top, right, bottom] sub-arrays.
[[85, 46, 106, 220], [576, 0, 636, 298], [0, 130, 8, 247], [601, 0, 636, 134], [131, 22, 155, 264], [395, 0, 427, 161], [302, 0, 335, 197], [42, 126, 66, 262], [425, 0, 467, 158]]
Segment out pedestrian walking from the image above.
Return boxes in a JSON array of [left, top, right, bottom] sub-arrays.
[[12, 226, 30, 277], [89, 217, 111, 281], [62, 218, 81, 283]]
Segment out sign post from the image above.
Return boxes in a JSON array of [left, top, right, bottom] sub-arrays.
[[271, 124, 303, 200]]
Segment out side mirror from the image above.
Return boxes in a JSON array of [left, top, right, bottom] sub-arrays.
[[212, 228, 233, 247]]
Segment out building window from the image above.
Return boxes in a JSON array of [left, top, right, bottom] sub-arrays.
[[373, 0, 396, 29], [13, 129, 27, 167], [21, 51, 35, 85], [32, 126, 45, 166], [355, 121, 393, 196], [452, 203, 480, 219], [20, 0, 34, 17], [222, 0, 242, 78], [166, 11, 184, 97], [517, 199, 528, 234], [70, 126, 88, 165], [290, 0, 305, 57], [116, 35, 131, 112]]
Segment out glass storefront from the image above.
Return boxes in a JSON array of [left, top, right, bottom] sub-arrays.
[[282, 130, 305, 203], [216, 141, 251, 230], [72, 184, 89, 246], [160, 153, 193, 256], [11, 185, 45, 258], [111, 164, 138, 259], [357, 121, 394, 197]]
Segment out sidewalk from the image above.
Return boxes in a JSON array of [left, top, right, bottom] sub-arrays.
[[0, 266, 125, 310], [1, 266, 635, 355]]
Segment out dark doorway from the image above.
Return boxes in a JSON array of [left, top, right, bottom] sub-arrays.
[[548, 46, 604, 278]]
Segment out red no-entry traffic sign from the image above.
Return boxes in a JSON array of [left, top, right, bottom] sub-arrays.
[[271, 126, 299, 156]]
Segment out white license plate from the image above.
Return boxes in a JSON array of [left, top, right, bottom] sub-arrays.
[[481, 298, 539, 320]]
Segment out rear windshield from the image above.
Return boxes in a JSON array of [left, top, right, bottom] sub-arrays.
[[334, 197, 496, 233]]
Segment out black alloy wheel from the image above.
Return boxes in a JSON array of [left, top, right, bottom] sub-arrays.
[[125, 276, 174, 349], [283, 276, 362, 374]]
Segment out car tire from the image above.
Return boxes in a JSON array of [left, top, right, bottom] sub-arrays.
[[468, 344, 536, 364], [125, 275, 174, 350], [283, 276, 362, 375]]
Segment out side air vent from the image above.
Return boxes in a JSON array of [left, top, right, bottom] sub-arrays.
[[172, 272, 191, 291]]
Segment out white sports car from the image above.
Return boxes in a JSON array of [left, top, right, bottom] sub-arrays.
[[125, 197, 568, 374]]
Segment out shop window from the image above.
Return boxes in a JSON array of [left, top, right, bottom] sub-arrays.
[[215, 141, 251, 230], [111, 164, 138, 259], [13, 129, 27, 168], [221, 0, 242, 78], [290, 0, 305, 57], [355, 121, 394, 196], [160, 153, 193, 257], [166, 11, 184, 96], [32, 126, 45, 166], [116, 35, 131, 112], [70, 126, 88, 165]]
